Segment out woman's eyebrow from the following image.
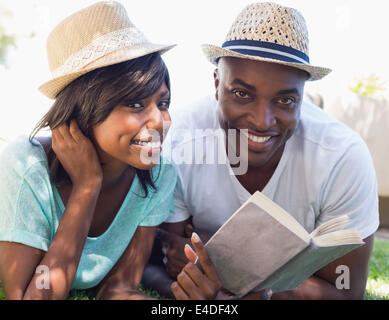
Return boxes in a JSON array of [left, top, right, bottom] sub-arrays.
[[160, 90, 170, 98]]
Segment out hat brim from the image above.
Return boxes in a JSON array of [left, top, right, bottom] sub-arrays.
[[201, 44, 331, 81], [39, 43, 176, 99]]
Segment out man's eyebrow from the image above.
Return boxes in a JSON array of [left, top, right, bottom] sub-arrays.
[[276, 88, 300, 95], [231, 79, 256, 92]]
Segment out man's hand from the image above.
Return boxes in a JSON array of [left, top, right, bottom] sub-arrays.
[[159, 230, 190, 279], [170, 233, 222, 300], [159, 223, 209, 279]]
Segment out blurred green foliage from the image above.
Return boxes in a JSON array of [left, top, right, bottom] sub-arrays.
[[0, 25, 15, 64], [0, 7, 16, 65], [350, 75, 387, 98]]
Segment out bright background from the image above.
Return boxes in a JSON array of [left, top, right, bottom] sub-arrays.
[[0, 0, 388, 140]]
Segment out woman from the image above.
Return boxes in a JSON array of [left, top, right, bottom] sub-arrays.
[[0, 1, 176, 300]]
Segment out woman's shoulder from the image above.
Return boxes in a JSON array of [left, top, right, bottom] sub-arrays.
[[0, 135, 48, 178]]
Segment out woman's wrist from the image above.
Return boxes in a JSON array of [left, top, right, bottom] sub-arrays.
[[72, 178, 103, 195]]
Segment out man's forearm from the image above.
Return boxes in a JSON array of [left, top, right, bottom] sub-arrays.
[[97, 287, 156, 300], [271, 275, 360, 300], [142, 264, 175, 299]]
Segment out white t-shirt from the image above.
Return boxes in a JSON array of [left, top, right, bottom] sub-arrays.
[[163, 95, 379, 239]]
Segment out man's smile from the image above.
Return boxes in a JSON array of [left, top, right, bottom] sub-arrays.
[[238, 129, 280, 152]]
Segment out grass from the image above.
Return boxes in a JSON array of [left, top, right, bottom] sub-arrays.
[[364, 238, 389, 300], [66, 284, 166, 300], [1, 238, 388, 300]]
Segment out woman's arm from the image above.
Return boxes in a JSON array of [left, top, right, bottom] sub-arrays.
[[96, 226, 158, 300], [0, 121, 103, 300], [0, 184, 101, 299]]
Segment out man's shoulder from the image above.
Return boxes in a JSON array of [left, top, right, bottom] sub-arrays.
[[297, 100, 363, 152], [164, 95, 222, 157], [171, 95, 219, 131]]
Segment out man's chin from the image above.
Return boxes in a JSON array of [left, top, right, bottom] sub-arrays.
[[245, 151, 278, 170]]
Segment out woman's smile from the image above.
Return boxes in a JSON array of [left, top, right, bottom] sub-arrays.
[[130, 138, 163, 156]]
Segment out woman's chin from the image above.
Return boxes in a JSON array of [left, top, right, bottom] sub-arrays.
[[134, 163, 158, 171], [130, 157, 160, 171]]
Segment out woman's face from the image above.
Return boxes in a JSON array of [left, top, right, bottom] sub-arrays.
[[91, 82, 171, 171]]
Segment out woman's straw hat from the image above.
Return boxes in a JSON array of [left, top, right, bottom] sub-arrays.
[[202, 2, 331, 80], [39, 1, 175, 99]]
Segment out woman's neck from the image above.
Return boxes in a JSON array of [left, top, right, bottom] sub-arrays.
[[100, 162, 134, 191]]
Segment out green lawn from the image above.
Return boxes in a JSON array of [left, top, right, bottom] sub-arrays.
[[1, 238, 388, 300], [365, 238, 389, 300]]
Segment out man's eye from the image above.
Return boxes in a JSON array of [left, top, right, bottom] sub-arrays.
[[277, 97, 295, 105], [233, 90, 250, 99]]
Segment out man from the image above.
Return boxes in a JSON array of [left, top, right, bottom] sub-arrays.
[[142, 2, 379, 300]]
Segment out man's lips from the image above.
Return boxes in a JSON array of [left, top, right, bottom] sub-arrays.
[[237, 129, 279, 151], [239, 129, 279, 141]]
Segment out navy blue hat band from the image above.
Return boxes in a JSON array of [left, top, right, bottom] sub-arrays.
[[222, 39, 310, 65]]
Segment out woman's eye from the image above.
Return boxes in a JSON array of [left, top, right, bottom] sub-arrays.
[[159, 100, 170, 110], [128, 103, 144, 109], [233, 90, 250, 99]]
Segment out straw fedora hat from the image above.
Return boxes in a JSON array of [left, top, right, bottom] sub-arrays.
[[39, 1, 175, 99], [202, 2, 331, 80]]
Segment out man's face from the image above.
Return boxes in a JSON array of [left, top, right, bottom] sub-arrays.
[[215, 57, 307, 170]]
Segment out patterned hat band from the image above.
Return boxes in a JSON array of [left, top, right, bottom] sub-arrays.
[[51, 27, 148, 78], [222, 39, 310, 65]]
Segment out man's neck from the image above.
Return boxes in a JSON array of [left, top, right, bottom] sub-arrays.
[[235, 165, 277, 194]]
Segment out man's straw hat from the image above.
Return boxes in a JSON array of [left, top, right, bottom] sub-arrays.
[[39, 1, 175, 99], [202, 2, 331, 80]]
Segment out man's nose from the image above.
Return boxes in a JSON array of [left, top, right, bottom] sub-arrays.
[[251, 102, 276, 131]]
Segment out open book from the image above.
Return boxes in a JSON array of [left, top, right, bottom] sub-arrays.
[[205, 191, 364, 297]]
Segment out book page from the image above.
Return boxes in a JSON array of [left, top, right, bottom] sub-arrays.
[[250, 192, 310, 243], [205, 202, 309, 297], [254, 240, 364, 293], [310, 215, 351, 239], [312, 229, 364, 247]]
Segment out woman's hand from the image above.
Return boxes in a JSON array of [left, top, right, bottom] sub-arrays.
[[171, 232, 222, 300], [51, 119, 103, 189], [170, 232, 273, 300]]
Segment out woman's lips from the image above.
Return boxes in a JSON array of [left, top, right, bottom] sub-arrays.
[[131, 139, 162, 156], [132, 140, 161, 148]]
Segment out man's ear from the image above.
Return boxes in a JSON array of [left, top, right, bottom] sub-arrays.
[[214, 69, 220, 101]]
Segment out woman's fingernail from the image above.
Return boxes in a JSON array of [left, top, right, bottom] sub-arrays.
[[184, 244, 194, 252], [191, 232, 201, 243]]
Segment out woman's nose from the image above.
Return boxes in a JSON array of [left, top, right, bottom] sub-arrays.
[[147, 104, 164, 130], [145, 104, 171, 140]]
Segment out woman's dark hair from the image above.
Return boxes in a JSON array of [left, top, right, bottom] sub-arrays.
[[30, 52, 170, 197]]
